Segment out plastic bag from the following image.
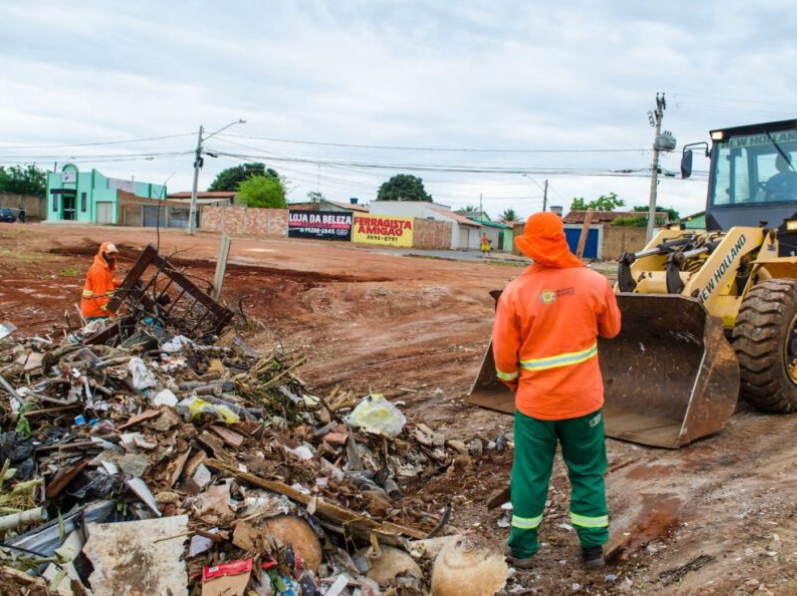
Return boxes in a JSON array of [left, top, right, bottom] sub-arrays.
[[153, 388, 178, 407], [162, 335, 193, 353], [347, 394, 406, 439], [128, 357, 156, 391], [180, 396, 240, 425]]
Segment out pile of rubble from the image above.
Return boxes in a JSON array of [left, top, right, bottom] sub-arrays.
[[0, 245, 509, 596]]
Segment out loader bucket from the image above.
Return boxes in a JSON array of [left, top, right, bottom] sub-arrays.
[[466, 293, 740, 449]]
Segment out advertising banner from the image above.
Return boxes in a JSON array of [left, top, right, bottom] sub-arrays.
[[288, 210, 353, 241], [353, 214, 414, 247]]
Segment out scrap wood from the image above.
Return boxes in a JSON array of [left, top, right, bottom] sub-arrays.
[[204, 459, 426, 541], [167, 448, 193, 487], [1, 565, 49, 588], [210, 424, 245, 448], [117, 408, 162, 431], [487, 486, 511, 510], [45, 460, 88, 499]]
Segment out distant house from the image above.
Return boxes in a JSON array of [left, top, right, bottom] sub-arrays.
[[167, 191, 238, 206], [367, 200, 482, 249], [681, 211, 706, 230], [46, 163, 169, 225], [288, 198, 369, 213]]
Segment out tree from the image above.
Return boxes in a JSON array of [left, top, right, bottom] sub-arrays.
[[614, 207, 680, 228], [376, 174, 432, 202], [208, 162, 279, 192], [237, 175, 287, 208], [633, 205, 680, 222], [457, 205, 479, 214], [307, 190, 325, 203], [0, 165, 47, 197], [569, 192, 625, 212], [500, 208, 520, 222]]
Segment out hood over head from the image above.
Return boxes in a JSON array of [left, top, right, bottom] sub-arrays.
[[514, 212, 584, 268], [94, 241, 119, 269]]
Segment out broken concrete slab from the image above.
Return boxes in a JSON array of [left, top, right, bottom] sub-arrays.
[[83, 515, 189, 596]]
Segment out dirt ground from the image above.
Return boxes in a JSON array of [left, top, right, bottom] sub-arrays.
[[3, 223, 797, 595]]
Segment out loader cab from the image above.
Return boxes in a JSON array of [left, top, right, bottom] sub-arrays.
[[696, 119, 797, 232]]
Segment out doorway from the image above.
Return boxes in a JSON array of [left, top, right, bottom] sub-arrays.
[[63, 195, 76, 221], [459, 226, 469, 249]]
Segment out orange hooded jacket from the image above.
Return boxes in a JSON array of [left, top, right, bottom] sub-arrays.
[[492, 213, 621, 420], [81, 242, 121, 319]]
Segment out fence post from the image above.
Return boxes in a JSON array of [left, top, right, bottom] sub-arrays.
[[211, 233, 232, 302]]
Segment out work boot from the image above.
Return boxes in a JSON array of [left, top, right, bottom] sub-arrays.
[[504, 544, 535, 569], [505, 554, 535, 569], [582, 546, 605, 568]]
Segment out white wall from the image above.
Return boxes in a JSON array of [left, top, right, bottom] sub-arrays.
[[468, 227, 482, 250], [369, 201, 466, 248], [368, 201, 440, 218]]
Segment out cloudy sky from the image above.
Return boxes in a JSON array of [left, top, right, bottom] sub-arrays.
[[1, 0, 795, 219]]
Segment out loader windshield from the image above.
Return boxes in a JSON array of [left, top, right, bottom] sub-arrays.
[[711, 129, 797, 206]]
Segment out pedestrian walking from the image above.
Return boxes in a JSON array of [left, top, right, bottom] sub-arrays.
[[480, 233, 491, 256]]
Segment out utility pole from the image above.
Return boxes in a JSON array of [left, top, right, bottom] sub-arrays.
[[543, 179, 549, 212], [479, 193, 483, 220], [188, 125, 204, 236], [646, 93, 666, 243], [187, 120, 246, 235]]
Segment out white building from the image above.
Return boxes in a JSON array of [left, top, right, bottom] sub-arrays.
[[367, 201, 482, 249]]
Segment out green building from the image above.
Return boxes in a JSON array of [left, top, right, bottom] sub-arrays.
[[681, 211, 706, 230], [46, 163, 167, 224]]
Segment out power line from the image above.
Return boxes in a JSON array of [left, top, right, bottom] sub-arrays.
[[211, 149, 660, 177], [0, 133, 196, 150], [216, 133, 648, 154], [0, 150, 193, 160]]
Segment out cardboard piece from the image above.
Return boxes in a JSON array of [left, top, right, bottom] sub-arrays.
[[202, 559, 252, 596]]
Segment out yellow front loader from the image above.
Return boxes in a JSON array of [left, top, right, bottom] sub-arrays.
[[469, 118, 797, 448]]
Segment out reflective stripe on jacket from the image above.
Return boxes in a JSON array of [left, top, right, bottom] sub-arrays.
[[492, 263, 621, 420]]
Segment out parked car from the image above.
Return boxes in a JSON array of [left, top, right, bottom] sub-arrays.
[[0, 208, 16, 223]]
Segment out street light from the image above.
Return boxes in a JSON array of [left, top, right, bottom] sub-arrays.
[[188, 119, 246, 235]]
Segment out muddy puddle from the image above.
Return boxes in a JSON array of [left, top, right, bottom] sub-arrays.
[[611, 493, 682, 561]]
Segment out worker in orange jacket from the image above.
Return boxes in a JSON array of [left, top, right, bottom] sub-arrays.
[[81, 242, 121, 321], [493, 212, 621, 568]]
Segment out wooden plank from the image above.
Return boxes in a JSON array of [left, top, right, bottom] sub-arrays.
[[210, 425, 245, 449], [117, 409, 162, 431], [211, 233, 232, 302], [575, 209, 595, 259]]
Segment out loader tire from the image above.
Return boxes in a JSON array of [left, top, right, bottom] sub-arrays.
[[733, 278, 797, 413]]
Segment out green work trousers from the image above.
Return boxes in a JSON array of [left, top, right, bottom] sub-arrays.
[[508, 408, 608, 558]]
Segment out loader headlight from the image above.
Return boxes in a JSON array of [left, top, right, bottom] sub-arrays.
[[787, 220, 797, 231], [710, 131, 725, 141]]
